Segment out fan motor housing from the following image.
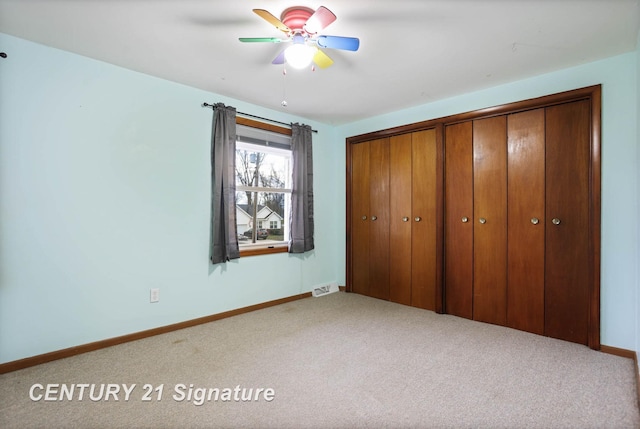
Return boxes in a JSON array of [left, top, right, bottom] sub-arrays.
[[281, 7, 314, 31]]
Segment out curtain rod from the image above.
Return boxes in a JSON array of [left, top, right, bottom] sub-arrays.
[[202, 102, 318, 133]]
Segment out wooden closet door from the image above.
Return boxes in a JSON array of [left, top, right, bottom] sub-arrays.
[[411, 129, 438, 310], [350, 141, 370, 296], [368, 138, 391, 300], [473, 116, 507, 326], [507, 109, 545, 335], [545, 100, 591, 345], [389, 134, 413, 305], [444, 122, 474, 319]]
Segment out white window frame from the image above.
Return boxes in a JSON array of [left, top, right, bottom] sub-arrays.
[[235, 141, 292, 252]]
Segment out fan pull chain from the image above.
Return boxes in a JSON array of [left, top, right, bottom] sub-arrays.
[[281, 65, 288, 108]]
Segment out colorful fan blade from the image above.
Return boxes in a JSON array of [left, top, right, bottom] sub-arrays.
[[313, 49, 334, 69], [305, 6, 337, 34], [317, 35, 360, 51], [253, 9, 290, 33], [239, 38, 283, 43], [272, 50, 285, 65]]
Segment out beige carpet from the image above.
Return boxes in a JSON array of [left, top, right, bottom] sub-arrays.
[[1, 292, 639, 428]]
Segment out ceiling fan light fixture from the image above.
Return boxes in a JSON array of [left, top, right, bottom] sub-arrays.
[[284, 43, 316, 69], [241, 6, 359, 70]]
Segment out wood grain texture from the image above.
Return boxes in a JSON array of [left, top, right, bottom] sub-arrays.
[[346, 85, 600, 349], [369, 138, 391, 300], [411, 129, 438, 310], [434, 124, 445, 314], [444, 122, 474, 319], [545, 100, 591, 345], [473, 116, 507, 326], [389, 134, 413, 305], [350, 141, 371, 296], [507, 109, 545, 335], [236, 116, 292, 136], [589, 87, 602, 350]]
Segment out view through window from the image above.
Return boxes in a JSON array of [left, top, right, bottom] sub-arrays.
[[235, 124, 292, 250]]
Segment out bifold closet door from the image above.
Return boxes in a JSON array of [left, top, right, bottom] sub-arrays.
[[507, 109, 545, 335], [389, 130, 437, 309], [368, 138, 391, 301], [444, 122, 474, 319], [473, 116, 508, 326], [545, 100, 591, 345], [389, 134, 413, 305], [411, 129, 438, 310], [351, 138, 391, 300], [350, 141, 371, 296]]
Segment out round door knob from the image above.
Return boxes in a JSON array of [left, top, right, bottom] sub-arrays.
[[371, 216, 377, 221], [461, 216, 469, 223], [479, 218, 487, 224], [402, 217, 409, 222], [552, 218, 561, 225], [531, 217, 539, 225], [361, 215, 367, 221], [414, 217, 421, 222]]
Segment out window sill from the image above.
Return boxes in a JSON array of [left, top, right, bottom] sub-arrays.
[[239, 244, 288, 257]]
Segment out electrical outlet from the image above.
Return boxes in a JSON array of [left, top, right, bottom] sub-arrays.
[[150, 288, 160, 303]]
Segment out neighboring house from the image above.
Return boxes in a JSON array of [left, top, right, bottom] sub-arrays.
[[236, 204, 284, 234]]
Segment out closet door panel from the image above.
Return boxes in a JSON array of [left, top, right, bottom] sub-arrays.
[[545, 100, 591, 345], [369, 138, 391, 301], [473, 116, 508, 326], [351, 142, 370, 296], [507, 109, 545, 335], [444, 122, 474, 319], [389, 134, 413, 305], [411, 129, 437, 310]]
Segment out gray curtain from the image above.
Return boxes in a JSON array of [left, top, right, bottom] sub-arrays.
[[289, 123, 314, 253], [209, 103, 240, 264]]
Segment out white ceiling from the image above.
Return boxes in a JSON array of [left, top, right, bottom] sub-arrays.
[[1, 0, 638, 125]]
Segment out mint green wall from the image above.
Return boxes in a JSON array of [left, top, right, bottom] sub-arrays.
[[335, 52, 640, 351], [636, 30, 640, 363], [1, 31, 638, 364], [0, 33, 340, 364]]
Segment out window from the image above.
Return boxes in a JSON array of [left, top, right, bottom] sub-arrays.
[[235, 120, 292, 255]]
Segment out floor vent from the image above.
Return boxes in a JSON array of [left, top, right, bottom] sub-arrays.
[[312, 282, 339, 297]]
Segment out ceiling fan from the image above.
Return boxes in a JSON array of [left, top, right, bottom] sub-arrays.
[[239, 6, 360, 70]]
